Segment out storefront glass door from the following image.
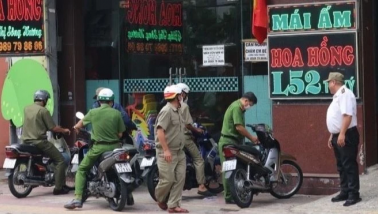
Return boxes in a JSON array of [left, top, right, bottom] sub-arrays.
[[119, 0, 245, 148]]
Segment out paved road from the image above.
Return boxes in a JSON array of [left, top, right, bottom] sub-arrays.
[[0, 179, 321, 214], [2, 170, 378, 214]]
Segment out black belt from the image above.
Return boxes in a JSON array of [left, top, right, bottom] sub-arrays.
[[94, 141, 120, 145], [332, 126, 358, 136], [221, 134, 239, 141]]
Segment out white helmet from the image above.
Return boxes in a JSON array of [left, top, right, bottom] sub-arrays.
[[176, 83, 190, 94], [164, 84, 182, 100], [97, 88, 114, 101]]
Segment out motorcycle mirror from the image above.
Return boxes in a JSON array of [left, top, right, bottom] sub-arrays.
[[75, 112, 85, 120]]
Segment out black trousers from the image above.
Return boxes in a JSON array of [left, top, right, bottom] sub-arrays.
[[332, 126, 360, 198]]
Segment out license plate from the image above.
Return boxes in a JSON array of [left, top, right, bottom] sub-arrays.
[[115, 163, 132, 173], [3, 158, 16, 169], [71, 154, 79, 164], [140, 157, 155, 168], [222, 159, 237, 172]]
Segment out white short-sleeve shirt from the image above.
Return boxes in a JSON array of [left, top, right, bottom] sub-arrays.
[[326, 85, 357, 134]]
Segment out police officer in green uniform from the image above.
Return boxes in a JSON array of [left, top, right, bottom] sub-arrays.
[[64, 88, 126, 209], [155, 85, 189, 213], [218, 92, 259, 204], [22, 90, 71, 195], [176, 83, 214, 196]]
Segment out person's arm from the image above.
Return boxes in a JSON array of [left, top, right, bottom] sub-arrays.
[[41, 109, 70, 134], [337, 92, 354, 146], [73, 111, 92, 133], [156, 109, 173, 162], [183, 105, 202, 133], [232, 108, 258, 143], [117, 112, 126, 138], [156, 128, 169, 152]]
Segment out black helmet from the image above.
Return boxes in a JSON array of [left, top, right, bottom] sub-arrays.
[[34, 90, 51, 102]]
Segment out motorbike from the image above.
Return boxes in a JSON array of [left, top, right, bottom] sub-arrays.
[[146, 122, 223, 201], [222, 124, 303, 208], [3, 132, 76, 198], [72, 112, 140, 211]]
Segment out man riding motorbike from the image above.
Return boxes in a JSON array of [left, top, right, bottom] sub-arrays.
[[176, 83, 214, 196], [92, 87, 137, 145], [218, 92, 259, 204], [21, 90, 71, 195], [64, 88, 126, 209]]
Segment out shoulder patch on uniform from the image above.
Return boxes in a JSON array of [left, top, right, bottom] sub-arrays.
[[341, 88, 345, 94]]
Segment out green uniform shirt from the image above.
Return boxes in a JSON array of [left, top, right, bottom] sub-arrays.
[[21, 103, 56, 143], [154, 102, 185, 151], [83, 104, 125, 143], [220, 99, 244, 140], [180, 102, 193, 134]]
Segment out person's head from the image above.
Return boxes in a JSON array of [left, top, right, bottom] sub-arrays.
[[97, 88, 114, 106], [240, 92, 257, 111], [325, 72, 344, 94], [93, 87, 105, 100], [176, 83, 190, 103], [34, 90, 51, 107], [164, 84, 182, 108]]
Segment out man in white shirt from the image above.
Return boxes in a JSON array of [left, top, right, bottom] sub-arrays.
[[326, 72, 361, 207]]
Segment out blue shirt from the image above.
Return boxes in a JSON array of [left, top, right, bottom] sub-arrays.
[[92, 101, 136, 130]]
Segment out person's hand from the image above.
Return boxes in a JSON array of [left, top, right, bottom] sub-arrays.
[[73, 126, 79, 135], [164, 149, 172, 163], [337, 134, 345, 147], [64, 128, 71, 135], [328, 135, 333, 149], [252, 136, 259, 144], [196, 128, 204, 134]]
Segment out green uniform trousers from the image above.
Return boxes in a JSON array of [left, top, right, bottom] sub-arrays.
[[74, 143, 120, 199], [218, 137, 239, 201], [29, 140, 66, 190], [155, 149, 186, 209], [184, 137, 205, 185]]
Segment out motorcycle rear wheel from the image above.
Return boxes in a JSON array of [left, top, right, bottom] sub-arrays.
[[270, 160, 303, 199], [229, 167, 253, 208], [8, 162, 33, 198], [146, 165, 159, 201], [107, 179, 128, 211]]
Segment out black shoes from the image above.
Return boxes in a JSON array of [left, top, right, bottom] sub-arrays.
[[331, 193, 362, 206], [53, 186, 70, 195], [343, 197, 362, 207], [331, 194, 348, 202]]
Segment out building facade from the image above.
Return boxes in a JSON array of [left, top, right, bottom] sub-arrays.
[[54, 0, 377, 195]]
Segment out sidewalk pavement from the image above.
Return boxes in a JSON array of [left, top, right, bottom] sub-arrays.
[[290, 164, 378, 214], [0, 165, 377, 214]]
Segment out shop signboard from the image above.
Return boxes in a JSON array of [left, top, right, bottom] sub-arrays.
[[244, 39, 267, 62], [268, 1, 357, 33], [125, 0, 183, 55], [0, 0, 44, 56], [267, 1, 358, 99], [202, 45, 225, 66], [269, 32, 357, 99]]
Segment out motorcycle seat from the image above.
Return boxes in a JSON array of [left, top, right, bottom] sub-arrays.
[[233, 144, 261, 157], [123, 144, 138, 156], [13, 143, 42, 154], [100, 151, 114, 160]]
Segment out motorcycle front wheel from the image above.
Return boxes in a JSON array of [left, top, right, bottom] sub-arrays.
[[8, 162, 33, 198], [229, 167, 253, 208], [65, 164, 76, 190], [270, 160, 303, 199]]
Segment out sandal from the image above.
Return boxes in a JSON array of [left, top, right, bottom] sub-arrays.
[[158, 202, 168, 210], [168, 207, 189, 213]]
